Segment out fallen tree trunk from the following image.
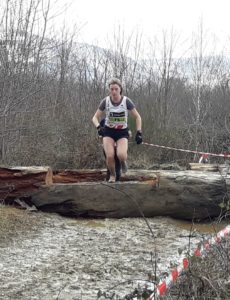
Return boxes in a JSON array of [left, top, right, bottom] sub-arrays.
[[0, 167, 145, 201], [189, 163, 230, 174], [0, 167, 228, 220]]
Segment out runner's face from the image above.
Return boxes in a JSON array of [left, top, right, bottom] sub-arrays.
[[109, 84, 121, 100]]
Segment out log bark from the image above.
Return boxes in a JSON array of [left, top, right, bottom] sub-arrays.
[[0, 166, 53, 202], [0, 167, 228, 220]]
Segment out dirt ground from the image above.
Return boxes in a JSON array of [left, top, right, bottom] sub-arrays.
[[0, 205, 228, 300]]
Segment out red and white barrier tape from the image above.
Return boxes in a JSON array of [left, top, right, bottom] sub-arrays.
[[146, 225, 230, 299], [142, 142, 230, 158]]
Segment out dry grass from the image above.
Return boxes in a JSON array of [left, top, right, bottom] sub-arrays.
[[168, 240, 230, 300], [0, 205, 43, 244]]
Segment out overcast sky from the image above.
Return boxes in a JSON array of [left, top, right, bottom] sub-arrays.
[[53, 0, 230, 55]]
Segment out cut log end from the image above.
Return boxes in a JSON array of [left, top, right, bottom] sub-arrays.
[[45, 167, 53, 186]]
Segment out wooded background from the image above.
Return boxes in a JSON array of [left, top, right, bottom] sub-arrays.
[[1, 0, 230, 169]]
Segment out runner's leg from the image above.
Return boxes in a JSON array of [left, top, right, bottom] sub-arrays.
[[116, 138, 128, 173], [103, 137, 116, 182], [114, 146, 121, 181]]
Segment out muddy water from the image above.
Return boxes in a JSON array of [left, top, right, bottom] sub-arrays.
[[0, 212, 228, 300]]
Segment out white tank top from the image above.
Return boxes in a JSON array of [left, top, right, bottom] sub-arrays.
[[105, 96, 128, 129]]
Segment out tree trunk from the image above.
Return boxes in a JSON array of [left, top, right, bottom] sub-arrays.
[[0, 167, 228, 220]]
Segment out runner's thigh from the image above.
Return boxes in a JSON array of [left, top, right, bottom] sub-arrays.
[[103, 137, 115, 157], [116, 138, 128, 157]]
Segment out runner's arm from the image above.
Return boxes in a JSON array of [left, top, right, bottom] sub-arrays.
[[130, 108, 142, 132], [92, 109, 104, 128]]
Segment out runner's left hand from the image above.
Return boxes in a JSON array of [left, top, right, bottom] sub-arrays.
[[135, 131, 142, 144]]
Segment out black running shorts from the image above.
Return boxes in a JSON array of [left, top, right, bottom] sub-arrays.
[[103, 126, 129, 142]]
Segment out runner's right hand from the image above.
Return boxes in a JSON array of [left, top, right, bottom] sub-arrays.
[[97, 125, 105, 137]]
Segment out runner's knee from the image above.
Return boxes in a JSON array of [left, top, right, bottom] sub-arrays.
[[117, 152, 127, 162], [106, 152, 115, 162]]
